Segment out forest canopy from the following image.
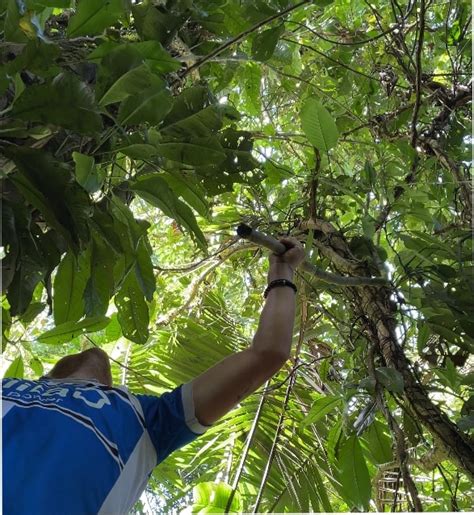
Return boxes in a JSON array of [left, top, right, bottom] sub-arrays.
[[1, 0, 473, 512]]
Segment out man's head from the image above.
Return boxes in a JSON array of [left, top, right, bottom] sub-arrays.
[[46, 348, 113, 386]]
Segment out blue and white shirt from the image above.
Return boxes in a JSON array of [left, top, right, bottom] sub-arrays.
[[2, 377, 208, 514]]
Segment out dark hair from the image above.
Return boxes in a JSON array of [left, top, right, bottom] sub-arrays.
[[48, 348, 113, 386]]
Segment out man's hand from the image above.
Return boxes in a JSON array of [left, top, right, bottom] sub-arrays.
[[190, 234, 304, 427], [268, 236, 305, 282], [269, 236, 305, 270]]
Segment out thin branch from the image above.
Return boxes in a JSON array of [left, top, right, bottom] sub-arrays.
[[153, 237, 240, 273], [265, 64, 365, 123], [224, 381, 269, 513], [410, 0, 426, 147], [178, 0, 310, 80], [252, 294, 307, 513], [283, 37, 379, 82], [287, 18, 409, 46], [155, 243, 257, 327]]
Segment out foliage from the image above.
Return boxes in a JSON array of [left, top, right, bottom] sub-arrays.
[[1, 0, 473, 512]]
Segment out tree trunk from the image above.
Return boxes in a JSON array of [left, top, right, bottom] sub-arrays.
[[302, 219, 474, 478]]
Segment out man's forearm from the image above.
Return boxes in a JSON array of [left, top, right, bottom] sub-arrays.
[[191, 243, 303, 426], [250, 262, 296, 360]]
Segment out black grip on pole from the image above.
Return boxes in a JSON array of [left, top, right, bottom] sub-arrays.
[[236, 223, 253, 238]]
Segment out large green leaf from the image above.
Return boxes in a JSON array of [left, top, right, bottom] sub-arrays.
[[3, 356, 24, 379], [72, 152, 104, 193], [161, 105, 223, 139], [251, 24, 285, 62], [161, 172, 210, 218], [129, 41, 180, 72], [115, 271, 149, 345], [130, 175, 207, 251], [134, 238, 155, 302], [10, 73, 103, 134], [67, 0, 129, 37], [3, 202, 60, 317], [132, 2, 185, 44], [88, 41, 180, 72], [162, 86, 213, 127], [37, 316, 110, 344], [6, 147, 92, 250], [20, 302, 46, 325], [83, 238, 115, 317], [364, 420, 393, 465], [300, 97, 339, 152], [375, 367, 405, 393], [302, 395, 342, 426], [99, 64, 162, 106], [337, 435, 371, 511], [53, 250, 90, 325], [118, 87, 173, 125], [157, 137, 226, 166]]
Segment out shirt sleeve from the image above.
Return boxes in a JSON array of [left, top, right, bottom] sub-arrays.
[[135, 381, 210, 465]]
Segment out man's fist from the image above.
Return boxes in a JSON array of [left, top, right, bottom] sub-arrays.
[[269, 237, 305, 270]]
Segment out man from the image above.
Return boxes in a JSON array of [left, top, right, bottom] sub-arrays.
[[3, 237, 305, 514]]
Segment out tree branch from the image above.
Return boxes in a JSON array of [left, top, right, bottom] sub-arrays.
[[178, 0, 310, 80], [237, 223, 388, 286]]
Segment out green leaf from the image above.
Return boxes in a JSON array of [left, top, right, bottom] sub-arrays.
[[26, 0, 71, 7], [3, 203, 57, 317], [37, 316, 110, 344], [11, 73, 103, 134], [53, 250, 90, 325], [434, 357, 460, 390], [359, 376, 376, 393], [103, 313, 122, 343], [83, 238, 115, 317], [312, 463, 333, 513], [365, 420, 393, 465], [72, 152, 103, 193], [161, 172, 209, 218], [132, 2, 185, 44], [337, 435, 371, 511], [5, 146, 93, 251], [251, 24, 285, 61], [135, 238, 155, 302], [162, 105, 223, 139], [157, 137, 226, 166], [89, 41, 180, 72], [19, 302, 46, 325], [302, 395, 342, 426], [67, 0, 129, 37], [326, 419, 343, 463], [8, 172, 68, 245], [375, 367, 404, 393], [130, 175, 207, 251], [300, 97, 339, 152], [115, 271, 149, 345], [162, 86, 213, 127], [128, 41, 180, 72], [4, 356, 24, 379], [5, 39, 61, 77], [118, 87, 172, 125], [192, 482, 241, 513], [29, 356, 44, 376], [99, 64, 162, 106], [117, 144, 159, 159]]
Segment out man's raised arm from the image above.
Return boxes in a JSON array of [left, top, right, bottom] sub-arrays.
[[190, 237, 305, 426]]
